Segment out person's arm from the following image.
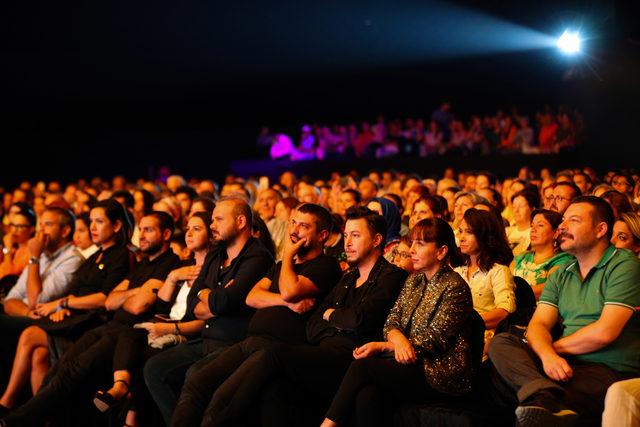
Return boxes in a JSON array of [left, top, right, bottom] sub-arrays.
[[553, 305, 634, 355], [278, 238, 321, 302], [326, 268, 407, 331], [32, 251, 83, 305], [136, 319, 204, 338], [246, 277, 315, 314], [480, 308, 510, 330], [156, 265, 201, 306], [3, 298, 35, 317], [25, 232, 46, 308], [104, 279, 134, 311], [193, 301, 214, 319], [121, 278, 164, 315], [202, 253, 274, 316], [526, 303, 573, 382], [35, 292, 107, 316]]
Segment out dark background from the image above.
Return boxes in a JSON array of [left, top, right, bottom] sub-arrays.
[[2, 0, 639, 186]]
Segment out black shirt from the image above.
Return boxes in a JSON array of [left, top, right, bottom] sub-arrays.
[[186, 237, 274, 342], [113, 248, 181, 325], [306, 255, 407, 347], [248, 254, 341, 343], [66, 245, 133, 297]]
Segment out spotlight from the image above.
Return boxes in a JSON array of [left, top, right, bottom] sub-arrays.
[[557, 30, 581, 54]]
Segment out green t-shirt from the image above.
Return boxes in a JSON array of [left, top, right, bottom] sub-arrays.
[[513, 251, 574, 288], [539, 246, 640, 374]]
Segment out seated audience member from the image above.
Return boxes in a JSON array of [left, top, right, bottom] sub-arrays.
[[0, 199, 133, 411], [2, 206, 83, 319], [451, 191, 482, 242], [408, 196, 445, 229], [506, 189, 540, 256], [454, 208, 515, 346], [296, 184, 321, 205], [573, 172, 593, 195], [0, 205, 36, 287], [170, 203, 341, 426], [175, 207, 407, 426], [611, 212, 640, 256], [252, 214, 276, 259], [0, 211, 180, 427], [321, 218, 474, 427], [73, 212, 99, 260], [611, 172, 635, 197], [275, 197, 299, 223], [366, 198, 401, 261], [488, 196, 640, 425], [336, 189, 361, 220], [324, 214, 347, 268], [592, 183, 614, 198], [175, 185, 198, 220], [143, 197, 273, 424], [256, 188, 287, 260], [602, 378, 640, 427], [388, 235, 414, 274], [549, 182, 581, 215], [511, 209, 573, 298], [601, 190, 634, 220], [358, 178, 378, 206], [188, 196, 215, 217], [92, 213, 212, 426]]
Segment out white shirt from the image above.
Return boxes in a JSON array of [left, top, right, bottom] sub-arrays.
[[454, 263, 516, 314]]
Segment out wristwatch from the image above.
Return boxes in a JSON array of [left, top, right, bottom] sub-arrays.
[[28, 256, 39, 265], [2, 247, 9, 255]]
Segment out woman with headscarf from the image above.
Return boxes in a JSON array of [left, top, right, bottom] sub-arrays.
[[367, 197, 401, 262]]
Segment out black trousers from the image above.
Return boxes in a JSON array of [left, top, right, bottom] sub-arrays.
[[325, 357, 440, 427], [2, 321, 127, 427], [488, 332, 634, 419], [192, 337, 354, 427]]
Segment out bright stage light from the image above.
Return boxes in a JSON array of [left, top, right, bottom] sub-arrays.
[[557, 30, 581, 54]]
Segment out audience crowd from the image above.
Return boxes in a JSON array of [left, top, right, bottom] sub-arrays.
[[258, 103, 583, 161], [0, 162, 638, 427]]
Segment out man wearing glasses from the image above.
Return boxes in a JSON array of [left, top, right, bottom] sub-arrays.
[[549, 182, 582, 215]]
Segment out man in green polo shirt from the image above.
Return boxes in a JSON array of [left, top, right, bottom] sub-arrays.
[[488, 196, 640, 426]]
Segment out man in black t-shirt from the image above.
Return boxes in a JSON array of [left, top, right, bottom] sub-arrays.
[[144, 196, 274, 425], [171, 203, 342, 427], [1, 212, 180, 427]]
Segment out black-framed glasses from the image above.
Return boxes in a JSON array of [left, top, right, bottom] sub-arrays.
[[390, 249, 411, 260]]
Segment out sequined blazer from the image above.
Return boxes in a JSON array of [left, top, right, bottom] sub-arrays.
[[383, 266, 474, 395]]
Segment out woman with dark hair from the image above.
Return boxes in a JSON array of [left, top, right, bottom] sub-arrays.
[[0, 204, 36, 286], [454, 208, 515, 336], [511, 209, 573, 298], [0, 199, 133, 411], [133, 189, 155, 224], [92, 211, 212, 426], [367, 197, 401, 261], [321, 218, 474, 427]]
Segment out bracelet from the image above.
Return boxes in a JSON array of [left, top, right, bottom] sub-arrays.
[[174, 323, 181, 335], [60, 298, 69, 309]]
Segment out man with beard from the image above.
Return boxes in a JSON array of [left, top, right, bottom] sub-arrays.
[[181, 206, 407, 427], [0, 207, 83, 388], [3, 207, 83, 317], [0, 211, 180, 427], [144, 196, 274, 425], [489, 196, 640, 426], [170, 203, 342, 426]]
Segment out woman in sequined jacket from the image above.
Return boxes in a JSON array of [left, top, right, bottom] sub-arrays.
[[321, 218, 475, 427]]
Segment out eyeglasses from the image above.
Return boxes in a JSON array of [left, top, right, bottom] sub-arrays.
[[9, 223, 31, 230], [390, 249, 411, 260], [545, 195, 571, 203]]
